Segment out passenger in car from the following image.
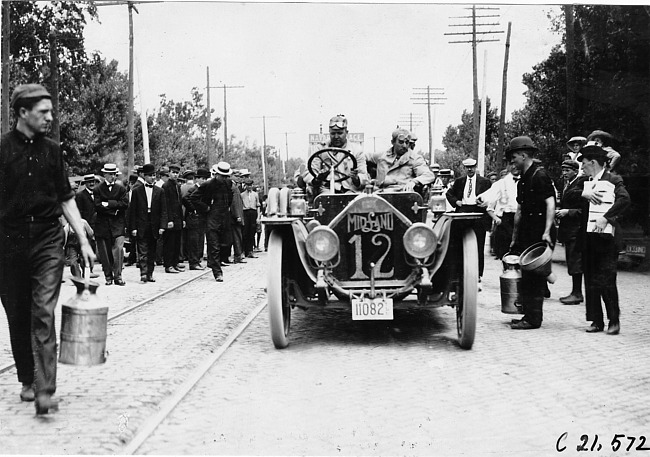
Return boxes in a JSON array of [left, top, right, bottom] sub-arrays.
[[366, 128, 435, 193]]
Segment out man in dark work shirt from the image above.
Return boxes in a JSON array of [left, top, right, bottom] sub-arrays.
[[0, 84, 93, 415]]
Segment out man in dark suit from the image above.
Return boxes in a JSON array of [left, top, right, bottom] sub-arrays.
[[555, 159, 589, 305], [162, 163, 185, 274], [446, 157, 493, 281], [578, 143, 631, 335], [187, 162, 234, 282], [94, 163, 129, 286], [127, 163, 168, 283], [75, 174, 99, 278], [182, 168, 210, 270]]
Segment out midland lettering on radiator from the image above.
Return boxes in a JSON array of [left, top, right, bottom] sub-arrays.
[[346, 212, 395, 280]]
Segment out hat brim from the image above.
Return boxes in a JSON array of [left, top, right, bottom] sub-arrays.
[[216, 170, 232, 176]]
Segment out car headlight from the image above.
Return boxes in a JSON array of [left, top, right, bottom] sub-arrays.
[[403, 222, 437, 259], [306, 226, 339, 262]]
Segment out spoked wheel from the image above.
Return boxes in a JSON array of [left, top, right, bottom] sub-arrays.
[[268, 229, 291, 349], [457, 228, 478, 349]]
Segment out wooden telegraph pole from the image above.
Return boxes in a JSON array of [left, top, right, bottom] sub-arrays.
[[48, 31, 60, 144], [411, 86, 446, 164], [205, 66, 244, 165], [96, 1, 160, 175], [252, 115, 279, 195], [564, 5, 576, 139], [446, 5, 503, 155], [1, 1, 10, 135], [498, 22, 512, 167]]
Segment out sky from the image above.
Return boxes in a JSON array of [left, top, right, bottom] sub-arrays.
[[83, 1, 562, 162]]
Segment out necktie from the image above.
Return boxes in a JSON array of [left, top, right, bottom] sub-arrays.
[[513, 177, 520, 182], [145, 183, 154, 188], [467, 177, 472, 198]]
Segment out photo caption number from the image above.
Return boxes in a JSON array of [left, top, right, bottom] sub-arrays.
[[558, 434, 650, 453]]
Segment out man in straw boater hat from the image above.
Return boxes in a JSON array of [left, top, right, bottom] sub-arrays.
[[506, 136, 557, 330], [577, 142, 630, 335], [187, 161, 234, 282], [94, 163, 129, 286], [127, 163, 168, 284], [0, 83, 94, 414]]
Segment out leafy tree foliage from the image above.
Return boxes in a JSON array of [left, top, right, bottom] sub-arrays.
[[440, 98, 502, 177], [518, 5, 650, 175], [145, 88, 220, 170]]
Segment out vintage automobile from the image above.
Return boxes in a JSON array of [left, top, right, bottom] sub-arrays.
[[262, 147, 481, 350]]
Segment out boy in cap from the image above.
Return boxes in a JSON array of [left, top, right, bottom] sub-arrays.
[[555, 159, 589, 304], [507, 136, 557, 330], [1, 83, 94, 414], [578, 143, 630, 334]]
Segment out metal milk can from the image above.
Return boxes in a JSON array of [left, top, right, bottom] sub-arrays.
[[59, 276, 108, 365], [289, 188, 307, 216], [500, 253, 522, 314]]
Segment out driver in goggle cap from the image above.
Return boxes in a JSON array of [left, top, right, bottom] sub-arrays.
[[301, 114, 369, 195]]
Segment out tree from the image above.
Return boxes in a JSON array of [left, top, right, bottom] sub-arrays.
[[146, 88, 220, 170], [440, 98, 501, 177]]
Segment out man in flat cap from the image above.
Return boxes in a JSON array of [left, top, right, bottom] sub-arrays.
[[409, 133, 418, 151], [447, 157, 493, 283], [127, 163, 168, 283], [303, 114, 369, 195], [94, 163, 129, 286], [555, 160, 589, 305], [578, 143, 630, 335], [162, 164, 185, 274], [367, 128, 435, 192], [0, 83, 94, 414], [507, 136, 557, 330]]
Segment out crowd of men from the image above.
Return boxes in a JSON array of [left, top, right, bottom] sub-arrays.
[[70, 161, 263, 286]]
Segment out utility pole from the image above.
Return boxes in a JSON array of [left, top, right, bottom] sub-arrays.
[[278, 131, 295, 180], [252, 115, 279, 195], [498, 21, 512, 167], [397, 113, 424, 132], [206, 67, 213, 166], [1, 1, 10, 135], [204, 68, 244, 164], [48, 31, 60, 143], [411, 86, 446, 164], [564, 5, 576, 140], [446, 5, 502, 155], [96, 1, 160, 175]]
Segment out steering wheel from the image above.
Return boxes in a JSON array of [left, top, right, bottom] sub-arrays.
[[307, 147, 357, 184]]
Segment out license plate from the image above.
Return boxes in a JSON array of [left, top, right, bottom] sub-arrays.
[[625, 243, 647, 257], [351, 297, 394, 320]]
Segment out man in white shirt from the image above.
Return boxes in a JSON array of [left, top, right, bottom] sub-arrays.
[[477, 164, 520, 259]]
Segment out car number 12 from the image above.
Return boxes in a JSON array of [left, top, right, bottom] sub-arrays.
[[348, 233, 394, 279]]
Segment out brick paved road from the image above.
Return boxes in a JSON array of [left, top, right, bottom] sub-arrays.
[[1, 243, 649, 456], [138, 245, 650, 457], [0, 256, 267, 454]]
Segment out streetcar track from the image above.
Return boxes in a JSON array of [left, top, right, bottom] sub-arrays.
[[123, 299, 267, 454], [0, 269, 213, 376]]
